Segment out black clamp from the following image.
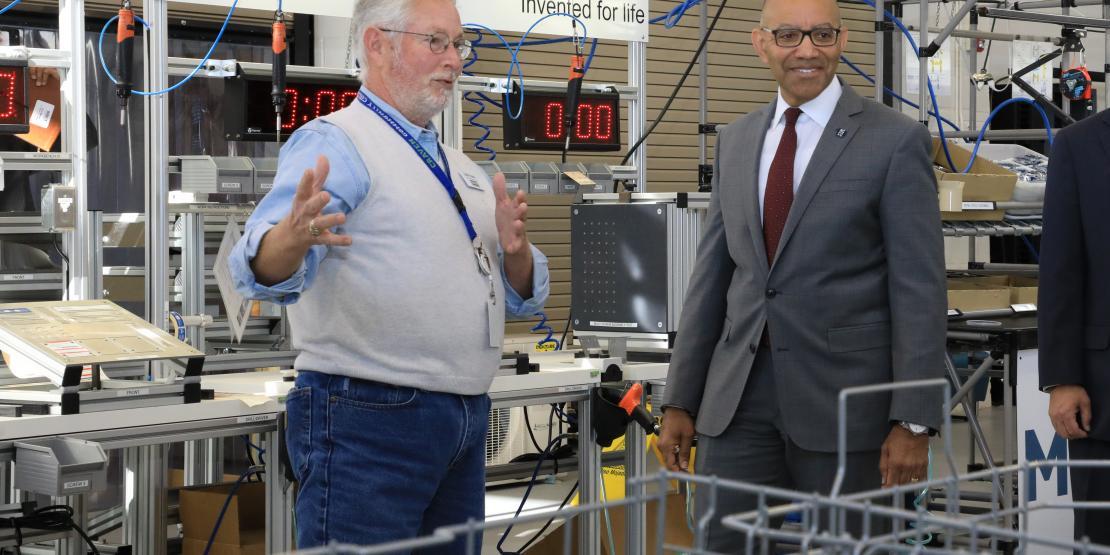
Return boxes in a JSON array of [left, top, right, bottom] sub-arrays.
[[515, 352, 539, 375], [698, 164, 714, 191], [698, 123, 720, 135]]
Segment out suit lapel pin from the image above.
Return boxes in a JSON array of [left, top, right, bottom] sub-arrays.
[[835, 128, 847, 138]]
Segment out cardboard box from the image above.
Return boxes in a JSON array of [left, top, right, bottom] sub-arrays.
[[182, 531, 265, 555], [947, 276, 1039, 311], [524, 492, 693, 554], [1008, 276, 1038, 305], [947, 277, 1011, 311], [932, 139, 1017, 221], [179, 481, 265, 555]]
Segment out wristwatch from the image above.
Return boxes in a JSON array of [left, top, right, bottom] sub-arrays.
[[899, 421, 930, 436]]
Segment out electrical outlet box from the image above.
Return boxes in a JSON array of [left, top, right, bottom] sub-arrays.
[[40, 184, 76, 232]]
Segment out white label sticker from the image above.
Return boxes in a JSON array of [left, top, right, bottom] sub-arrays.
[[237, 414, 278, 424], [116, 388, 151, 398], [1012, 303, 1037, 312], [63, 479, 90, 490], [30, 100, 55, 129], [962, 201, 996, 210], [558, 385, 589, 393], [589, 321, 638, 328], [45, 340, 92, 358], [221, 182, 242, 191], [2, 274, 30, 281], [947, 309, 960, 317]]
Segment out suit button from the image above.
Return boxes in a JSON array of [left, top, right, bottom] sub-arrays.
[[749, 344, 757, 354], [766, 288, 778, 298]]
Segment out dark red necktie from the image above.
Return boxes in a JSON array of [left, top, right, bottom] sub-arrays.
[[763, 107, 802, 265]]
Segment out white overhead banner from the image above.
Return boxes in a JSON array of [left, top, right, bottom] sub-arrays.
[[177, 0, 355, 17], [458, 0, 651, 43]]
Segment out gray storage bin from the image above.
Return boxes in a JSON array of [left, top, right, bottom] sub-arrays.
[[14, 438, 108, 496]]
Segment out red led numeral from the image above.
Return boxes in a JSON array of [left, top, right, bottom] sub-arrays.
[[340, 91, 358, 107], [544, 101, 564, 139], [574, 104, 592, 140], [595, 104, 613, 140], [0, 70, 17, 121], [314, 90, 337, 119], [282, 87, 298, 130]]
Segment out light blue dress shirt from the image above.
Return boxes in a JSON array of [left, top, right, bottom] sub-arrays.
[[228, 88, 549, 318]]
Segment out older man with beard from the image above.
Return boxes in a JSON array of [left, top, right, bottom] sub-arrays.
[[229, 0, 550, 550]]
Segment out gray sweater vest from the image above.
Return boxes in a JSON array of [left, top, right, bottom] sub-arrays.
[[287, 103, 505, 395]]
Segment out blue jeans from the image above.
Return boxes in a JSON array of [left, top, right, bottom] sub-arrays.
[[285, 370, 490, 553]]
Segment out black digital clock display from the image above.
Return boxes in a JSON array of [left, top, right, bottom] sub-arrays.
[[224, 76, 360, 142], [502, 91, 621, 151]]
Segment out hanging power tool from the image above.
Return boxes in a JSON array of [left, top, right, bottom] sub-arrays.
[[561, 22, 586, 163], [1061, 66, 1092, 101], [1059, 27, 1095, 119], [271, 8, 288, 141], [115, 0, 135, 126]]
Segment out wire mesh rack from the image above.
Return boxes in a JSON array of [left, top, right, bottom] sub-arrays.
[[291, 379, 1109, 555]]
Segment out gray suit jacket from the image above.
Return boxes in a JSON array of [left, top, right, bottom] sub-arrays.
[[664, 83, 947, 453]]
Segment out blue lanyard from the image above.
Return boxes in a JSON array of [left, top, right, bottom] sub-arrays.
[[357, 91, 478, 242]]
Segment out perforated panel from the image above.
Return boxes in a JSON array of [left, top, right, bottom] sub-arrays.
[[571, 203, 669, 334]]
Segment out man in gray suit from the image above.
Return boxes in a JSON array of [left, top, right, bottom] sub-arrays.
[[656, 0, 947, 547]]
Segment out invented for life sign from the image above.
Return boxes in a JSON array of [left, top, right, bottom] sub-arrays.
[[458, 0, 651, 43]]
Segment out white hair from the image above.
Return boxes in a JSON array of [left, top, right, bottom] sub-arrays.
[[351, 0, 413, 78]]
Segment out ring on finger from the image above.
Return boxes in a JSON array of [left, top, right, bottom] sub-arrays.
[[308, 218, 322, 238]]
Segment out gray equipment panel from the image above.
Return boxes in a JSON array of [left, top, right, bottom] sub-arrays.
[[497, 161, 530, 197], [213, 157, 255, 194], [584, 163, 614, 194], [571, 203, 669, 335], [14, 438, 108, 496], [526, 162, 559, 195], [253, 158, 278, 193], [558, 162, 587, 195]]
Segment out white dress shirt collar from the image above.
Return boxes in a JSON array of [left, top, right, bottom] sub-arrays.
[[772, 77, 843, 129]]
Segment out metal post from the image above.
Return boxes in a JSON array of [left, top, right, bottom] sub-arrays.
[[629, 41, 648, 191], [624, 383, 647, 555], [919, 0, 929, 125], [969, 11, 979, 130], [922, 0, 979, 57], [183, 440, 210, 487], [698, 1, 708, 167], [144, 0, 171, 378], [123, 445, 167, 554], [265, 424, 293, 553], [1105, 0, 1109, 112], [59, 0, 92, 301], [89, 211, 103, 299], [1003, 350, 1015, 531], [875, 0, 885, 101], [182, 212, 206, 352], [577, 396, 600, 555], [206, 437, 226, 482]]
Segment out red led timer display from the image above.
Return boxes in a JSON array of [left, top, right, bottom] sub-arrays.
[[504, 92, 621, 151], [238, 78, 361, 139], [0, 69, 20, 122], [541, 101, 614, 141], [280, 87, 360, 130]]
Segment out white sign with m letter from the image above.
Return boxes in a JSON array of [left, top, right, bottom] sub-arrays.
[[458, 0, 651, 42], [1017, 349, 1073, 554]]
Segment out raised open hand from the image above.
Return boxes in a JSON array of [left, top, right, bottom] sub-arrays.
[[491, 172, 528, 255], [286, 155, 352, 248]]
